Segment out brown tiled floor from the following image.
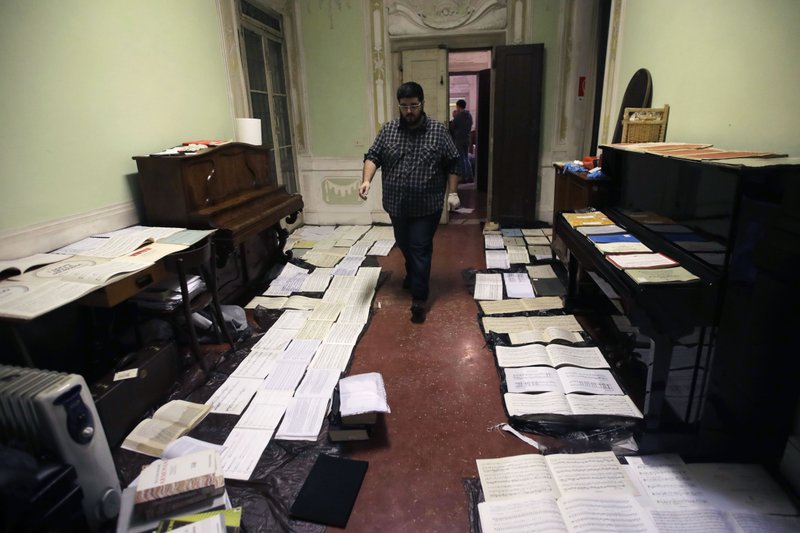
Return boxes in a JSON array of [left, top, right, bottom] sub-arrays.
[[332, 187, 535, 531]]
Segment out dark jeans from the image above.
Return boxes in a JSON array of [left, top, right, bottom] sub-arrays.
[[390, 211, 441, 302]]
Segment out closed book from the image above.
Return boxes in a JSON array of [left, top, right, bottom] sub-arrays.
[[137, 487, 223, 520], [134, 450, 224, 519]]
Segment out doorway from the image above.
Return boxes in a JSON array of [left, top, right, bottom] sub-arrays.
[[448, 50, 491, 223]]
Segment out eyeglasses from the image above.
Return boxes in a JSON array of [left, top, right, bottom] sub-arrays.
[[398, 103, 422, 111]]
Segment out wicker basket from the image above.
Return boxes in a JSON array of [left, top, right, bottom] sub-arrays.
[[621, 105, 670, 143]]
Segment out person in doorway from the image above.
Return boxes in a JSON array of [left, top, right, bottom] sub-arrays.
[[450, 99, 473, 182], [359, 81, 461, 323]]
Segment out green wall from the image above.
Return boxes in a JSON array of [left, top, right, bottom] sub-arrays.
[[0, 0, 233, 233], [531, 0, 561, 160], [298, 3, 373, 158], [615, 0, 800, 155]]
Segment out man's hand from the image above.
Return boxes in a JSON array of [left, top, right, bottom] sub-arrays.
[[448, 192, 460, 211], [358, 181, 371, 200]]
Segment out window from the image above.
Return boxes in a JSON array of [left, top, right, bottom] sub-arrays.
[[239, 1, 297, 193]]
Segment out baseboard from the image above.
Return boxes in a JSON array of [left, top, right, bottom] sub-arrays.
[[0, 202, 139, 260]]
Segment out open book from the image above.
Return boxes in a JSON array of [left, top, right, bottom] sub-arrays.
[[122, 400, 211, 458], [0, 258, 151, 320], [477, 453, 800, 533], [503, 366, 623, 395], [504, 391, 643, 419], [0, 253, 68, 276], [495, 344, 608, 369], [476, 452, 637, 502], [508, 327, 584, 345]]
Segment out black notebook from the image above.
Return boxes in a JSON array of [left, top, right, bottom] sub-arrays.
[[290, 454, 369, 528]]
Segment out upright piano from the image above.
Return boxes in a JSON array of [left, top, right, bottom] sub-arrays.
[[555, 144, 800, 467], [134, 142, 303, 302]]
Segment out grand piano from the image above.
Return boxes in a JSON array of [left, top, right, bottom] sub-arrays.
[[554, 144, 800, 467], [134, 142, 303, 302]]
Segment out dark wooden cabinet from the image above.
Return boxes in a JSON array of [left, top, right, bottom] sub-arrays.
[[551, 163, 611, 261], [133, 143, 303, 302]]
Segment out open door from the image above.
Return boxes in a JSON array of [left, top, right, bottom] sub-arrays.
[[490, 44, 544, 226]]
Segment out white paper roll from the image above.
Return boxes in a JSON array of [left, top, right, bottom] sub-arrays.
[[234, 118, 262, 145]]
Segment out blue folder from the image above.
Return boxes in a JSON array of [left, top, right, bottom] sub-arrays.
[[588, 233, 641, 244]]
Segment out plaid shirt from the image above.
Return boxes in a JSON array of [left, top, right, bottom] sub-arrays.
[[364, 115, 460, 217]]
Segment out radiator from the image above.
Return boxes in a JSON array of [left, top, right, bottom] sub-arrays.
[[0, 364, 121, 531]]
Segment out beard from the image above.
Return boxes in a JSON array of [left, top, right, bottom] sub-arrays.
[[401, 112, 424, 129]]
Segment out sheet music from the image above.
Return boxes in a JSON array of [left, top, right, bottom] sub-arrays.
[[495, 343, 551, 367], [367, 239, 395, 256], [509, 327, 584, 345], [485, 250, 510, 269], [309, 301, 345, 322], [557, 367, 624, 395], [501, 228, 524, 237], [557, 495, 657, 533], [478, 496, 567, 533], [294, 368, 340, 399], [647, 508, 732, 533], [272, 309, 311, 331], [235, 390, 292, 430], [252, 327, 295, 352], [274, 396, 329, 441], [324, 322, 364, 345], [577, 224, 625, 235], [546, 451, 638, 496], [338, 304, 372, 325], [261, 360, 307, 392], [475, 454, 558, 501], [729, 512, 800, 533], [505, 366, 564, 393], [525, 236, 551, 245], [205, 377, 262, 415], [503, 272, 535, 298], [546, 345, 609, 369], [281, 295, 319, 310], [300, 268, 332, 292], [479, 297, 564, 315], [302, 249, 346, 267], [230, 350, 281, 379], [682, 463, 798, 515], [77, 234, 155, 258], [474, 273, 503, 300], [51, 236, 108, 255], [503, 236, 526, 247], [595, 242, 652, 253], [245, 295, 287, 309], [484, 234, 505, 249], [348, 242, 372, 257], [482, 316, 534, 334], [295, 319, 334, 340], [308, 342, 354, 371], [507, 246, 531, 264], [220, 427, 273, 480], [567, 394, 643, 418], [504, 392, 573, 416], [332, 255, 365, 276], [278, 339, 321, 365]]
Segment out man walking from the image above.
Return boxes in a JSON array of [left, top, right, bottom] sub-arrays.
[[359, 81, 461, 323]]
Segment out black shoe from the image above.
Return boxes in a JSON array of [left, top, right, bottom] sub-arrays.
[[410, 302, 426, 323]]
